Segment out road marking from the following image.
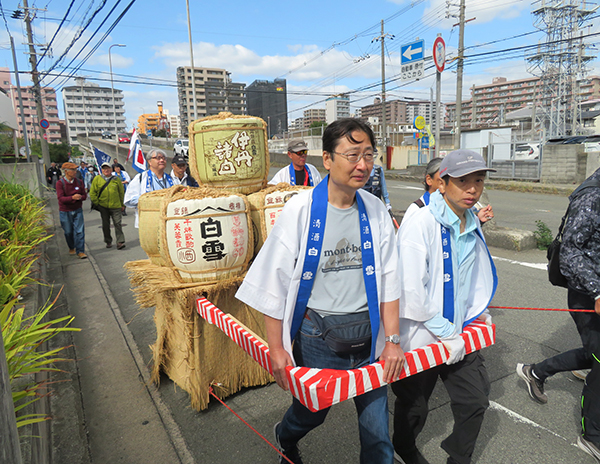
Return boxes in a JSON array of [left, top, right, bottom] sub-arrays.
[[489, 401, 568, 441], [492, 255, 547, 270], [389, 185, 422, 190], [535, 209, 551, 212]]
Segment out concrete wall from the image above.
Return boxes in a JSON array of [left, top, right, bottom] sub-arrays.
[[541, 144, 587, 184], [586, 151, 600, 178], [0, 162, 43, 198]]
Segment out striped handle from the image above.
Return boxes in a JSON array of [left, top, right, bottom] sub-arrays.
[[196, 297, 495, 412]]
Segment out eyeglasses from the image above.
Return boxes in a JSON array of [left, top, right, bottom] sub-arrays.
[[331, 151, 376, 163], [150, 155, 166, 161]]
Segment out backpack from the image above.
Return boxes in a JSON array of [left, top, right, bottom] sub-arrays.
[[547, 177, 600, 287]]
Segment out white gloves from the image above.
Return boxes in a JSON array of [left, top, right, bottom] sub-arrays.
[[386, 204, 393, 212], [441, 333, 466, 365], [478, 311, 493, 326]]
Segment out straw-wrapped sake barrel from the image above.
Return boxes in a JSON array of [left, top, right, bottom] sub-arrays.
[[188, 112, 269, 195], [158, 186, 253, 283], [247, 184, 313, 255], [138, 189, 171, 266]]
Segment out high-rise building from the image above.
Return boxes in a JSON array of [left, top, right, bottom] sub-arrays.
[[0, 67, 61, 144], [360, 99, 407, 125], [246, 78, 287, 138], [303, 108, 326, 128], [167, 112, 181, 138], [326, 94, 350, 124], [176, 66, 246, 137], [62, 77, 126, 145]]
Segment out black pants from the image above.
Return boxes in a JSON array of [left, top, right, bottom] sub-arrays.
[[533, 288, 600, 444], [391, 352, 490, 464], [98, 205, 125, 245]]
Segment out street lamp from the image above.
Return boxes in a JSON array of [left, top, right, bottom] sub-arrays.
[[109, 43, 126, 159]]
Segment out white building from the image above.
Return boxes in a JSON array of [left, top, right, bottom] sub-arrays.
[[166, 111, 182, 138], [62, 77, 126, 145], [326, 94, 350, 124]]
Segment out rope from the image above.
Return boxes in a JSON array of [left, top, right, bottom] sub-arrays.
[[488, 305, 595, 313], [208, 387, 294, 464]]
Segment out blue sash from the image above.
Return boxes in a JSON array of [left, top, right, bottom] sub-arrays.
[[423, 190, 431, 205], [441, 224, 498, 327], [288, 163, 314, 186], [290, 175, 381, 363], [145, 170, 174, 192]]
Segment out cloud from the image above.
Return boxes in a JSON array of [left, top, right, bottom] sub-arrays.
[[425, 0, 530, 29], [87, 52, 134, 69]]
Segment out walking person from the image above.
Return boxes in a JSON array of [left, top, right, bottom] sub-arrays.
[[516, 168, 600, 463], [237, 118, 404, 464], [269, 138, 322, 186], [361, 151, 392, 213], [392, 149, 497, 464], [90, 162, 126, 250], [170, 154, 199, 187], [46, 162, 61, 189], [113, 165, 131, 216], [56, 162, 87, 259]]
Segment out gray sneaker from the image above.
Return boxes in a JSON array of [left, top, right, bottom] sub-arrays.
[[516, 363, 548, 404], [578, 436, 600, 463], [273, 421, 303, 464]]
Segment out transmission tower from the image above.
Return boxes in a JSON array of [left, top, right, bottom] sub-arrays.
[[526, 0, 596, 140]]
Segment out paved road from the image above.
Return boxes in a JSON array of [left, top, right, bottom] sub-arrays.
[[49, 182, 595, 463]]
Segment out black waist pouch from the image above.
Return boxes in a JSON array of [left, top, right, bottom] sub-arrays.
[[306, 309, 371, 355]]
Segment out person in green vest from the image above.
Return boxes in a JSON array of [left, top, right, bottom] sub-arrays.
[[90, 162, 126, 249]]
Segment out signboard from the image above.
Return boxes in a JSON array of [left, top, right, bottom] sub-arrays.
[[39, 119, 49, 129], [19, 146, 27, 157], [433, 36, 446, 73], [42, 133, 48, 141], [146, 130, 153, 138], [414, 116, 426, 130], [401, 39, 425, 81], [421, 136, 429, 148]]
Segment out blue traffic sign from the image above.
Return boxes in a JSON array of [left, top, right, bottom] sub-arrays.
[[401, 40, 425, 65], [146, 130, 152, 138]]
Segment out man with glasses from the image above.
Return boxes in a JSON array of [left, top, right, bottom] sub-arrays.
[[237, 118, 403, 463], [269, 139, 322, 187], [124, 148, 174, 228]]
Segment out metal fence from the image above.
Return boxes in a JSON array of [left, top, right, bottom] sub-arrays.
[[488, 140, 542, 181]]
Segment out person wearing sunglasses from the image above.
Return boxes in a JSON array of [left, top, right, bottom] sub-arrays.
[[269, 139, 322, 187], [124, 148, 175, 228]]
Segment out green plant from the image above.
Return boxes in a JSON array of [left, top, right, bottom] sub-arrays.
[[1, 290, 79, 428], [534, 219, 554, 250]]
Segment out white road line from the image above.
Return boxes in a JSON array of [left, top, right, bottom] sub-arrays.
[[389, 185, 422, 190], [489, 401, 569, 441], [492, 255, 547, 270]]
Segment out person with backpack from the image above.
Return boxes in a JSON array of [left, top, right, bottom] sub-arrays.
[[90, 162, 126, 250], [517, 170, 600, 463], [56, 162, 87, 259]]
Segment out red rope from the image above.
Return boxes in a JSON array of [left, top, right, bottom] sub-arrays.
[[208, 387, 294, 464], [488, 305, 595, 313]]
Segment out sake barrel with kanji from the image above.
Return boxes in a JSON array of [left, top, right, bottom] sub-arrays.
[[138, 188, 172, 266], [188, 112, 269, 195], [247, 184, 312, 256], [158, 186, 253, 283]]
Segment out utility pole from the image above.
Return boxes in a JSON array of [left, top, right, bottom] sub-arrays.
[[22, 0, 51, 169], [186, 0, 198, 131], [454, 0, 466, 149], [10, 36, 31, 162], [373, 20, 394, 167]]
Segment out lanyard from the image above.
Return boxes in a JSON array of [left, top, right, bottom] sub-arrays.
[[288, 163, 314, 186], [145, 170, 173, 192], [290, 175, 380, 363], [441, 224, 498, 327]]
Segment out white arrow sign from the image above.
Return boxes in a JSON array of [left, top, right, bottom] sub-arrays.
[[403, 44, 422, 61]]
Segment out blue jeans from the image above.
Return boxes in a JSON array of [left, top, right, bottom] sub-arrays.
[[278, 316, 393, 464], [59, 208, 85, 254]]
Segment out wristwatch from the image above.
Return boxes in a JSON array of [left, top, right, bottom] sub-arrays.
[[385, 334, 401, 344]]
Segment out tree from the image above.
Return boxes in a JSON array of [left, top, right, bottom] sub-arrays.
[[309, 121, 327, 136]]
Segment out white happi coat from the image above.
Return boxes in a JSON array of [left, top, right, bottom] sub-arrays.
[[396, 204, 495, 352], [236, 188, 400, 365], [268, 163, 322, 186]]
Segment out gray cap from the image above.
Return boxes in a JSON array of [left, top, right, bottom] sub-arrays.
[[439, 149, 496, 178], [288, 139, 308, 153]]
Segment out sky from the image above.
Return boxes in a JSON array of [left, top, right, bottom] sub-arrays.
[[0, 0, 598, 131]]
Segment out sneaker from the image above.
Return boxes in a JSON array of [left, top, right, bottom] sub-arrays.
[[69, 248, 76, 255], [106, 243, 112, 248], [117, 242, 126, 250], [77, 252, 87, 259], [394, 449, 430, 464], [516, 363, 548, 404], [273, 421, 303, 464], [573, 369, 590, 381], [577, 436, 600, 462]]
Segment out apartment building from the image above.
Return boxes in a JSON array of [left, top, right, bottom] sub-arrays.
[[360, 99, 407, 125], [0, 67, 61, 143], [246, 78, 287, 137], [62, 77, 126, 145], [303, 108, 326, 128], [176, 66, 246, 136], [326, 94, 350, 124]]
